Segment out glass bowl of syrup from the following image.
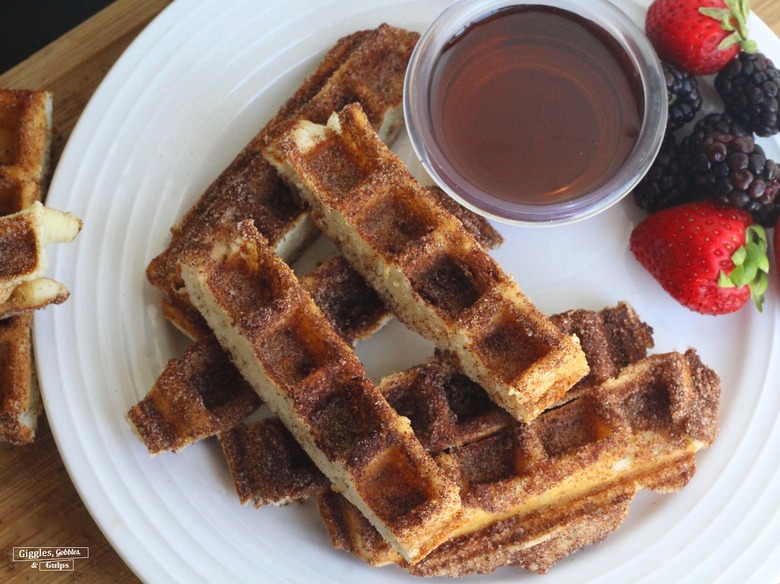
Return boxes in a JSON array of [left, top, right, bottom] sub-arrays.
[[404, 0, 667, 226]]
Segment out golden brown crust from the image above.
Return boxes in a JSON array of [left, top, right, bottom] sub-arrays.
[[146, 25, 419, 339], [0, 210, 37, 283], [0, 90, 51, 183], [0, 89, 51, 444], [264, 103, 589, 422], [318, 492, 400, 567], [179, 220, 464, 563], [0, 314, 36, 444], [409, 483, 638, 576], [220, 417, 330, 507], [299, 256, 390, 346], [318, 350, 720, 576], [422, 186, 503, 251], [130, 255, 392, 455], [221, 303, 654, 509], [127, 337, 261, 455], [550, 301, 655, 405]]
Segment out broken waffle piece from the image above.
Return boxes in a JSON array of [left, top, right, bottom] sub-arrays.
[[264, 103, 589, 422], [0, 89, 52, 444], [220, 417, 331, 507], [0, 201, 82, 310], [127, 337, 262, 455], [319, 349, 720, 575], [0, 278, 70, 319], [146, 24, 419, 340], [179, 220, 464, 563]]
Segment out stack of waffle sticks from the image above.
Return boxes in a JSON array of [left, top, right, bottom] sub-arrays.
[[0, 89, 82, 444], [131, 25, 721, 576]]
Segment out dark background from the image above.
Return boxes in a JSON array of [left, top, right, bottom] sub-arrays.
[[0, 0, 116, 73]]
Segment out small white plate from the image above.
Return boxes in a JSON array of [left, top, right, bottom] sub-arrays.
[[36, 0, 780, 582]]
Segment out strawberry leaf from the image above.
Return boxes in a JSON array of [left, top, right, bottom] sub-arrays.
[[718, 271, 735, 288], [731, 245, 747, 266], [730, 265, 745, 285], [718, 33, 743, 51], [699, 7, 732, 23], [700, 0, 757, 54], [753, 272, 768, 311], [718, 224, 769, 311]]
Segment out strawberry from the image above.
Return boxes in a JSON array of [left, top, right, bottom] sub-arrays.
[[646, 0, 757, 76], [630, 201, 769, 315]]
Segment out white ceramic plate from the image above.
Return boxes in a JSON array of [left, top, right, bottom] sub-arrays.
[[36, 1, 780, 582]]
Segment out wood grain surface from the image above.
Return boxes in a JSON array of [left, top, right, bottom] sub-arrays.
[[0, 1, 778, 582]]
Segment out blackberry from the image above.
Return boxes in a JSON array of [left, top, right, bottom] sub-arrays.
[[663, 61, 702, 132], [689, 133, 780, 226], [686, 112, 749, 143], [715, 51, 780, 137], [633, 135, 693, 213], [679, 112, 749, 168]]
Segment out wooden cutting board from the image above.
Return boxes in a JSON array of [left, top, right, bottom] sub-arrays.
[[0, 3, 170, 582], [0, 1, 778, 582]]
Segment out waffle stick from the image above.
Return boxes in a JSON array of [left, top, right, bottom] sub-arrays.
[[318, 349, 720, 575], [128, 255, 391, 454], [264, 103, 589, 422], [146, 24, 420, 341], [130, 197, 500, 455], [0, 89, 51, 444], [138, 22, 497, 453], [219, 302, 653, 507], [318, 476, 640, 572], [179, 220, 464, 563], [0, 314, 40, 444]]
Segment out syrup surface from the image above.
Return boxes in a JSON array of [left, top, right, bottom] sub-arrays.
[[430, 5, 643, 205]]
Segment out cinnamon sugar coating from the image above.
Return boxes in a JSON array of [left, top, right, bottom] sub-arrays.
[[0, 314, 36, 444], [133, 211, 497, 455], [128, 255, 392, 455], [319, 350, 719, 576], [146, 25, 419, 340], [220, 302, 654, 509], [127, 337, 261, 455], [264, 103, 589, 422], [0, 89, 51, 444], [179, 220, 464, 563], [220, 417, 330, 507]]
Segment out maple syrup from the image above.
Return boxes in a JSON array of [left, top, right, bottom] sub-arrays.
[[429, 5, 644, 205]]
